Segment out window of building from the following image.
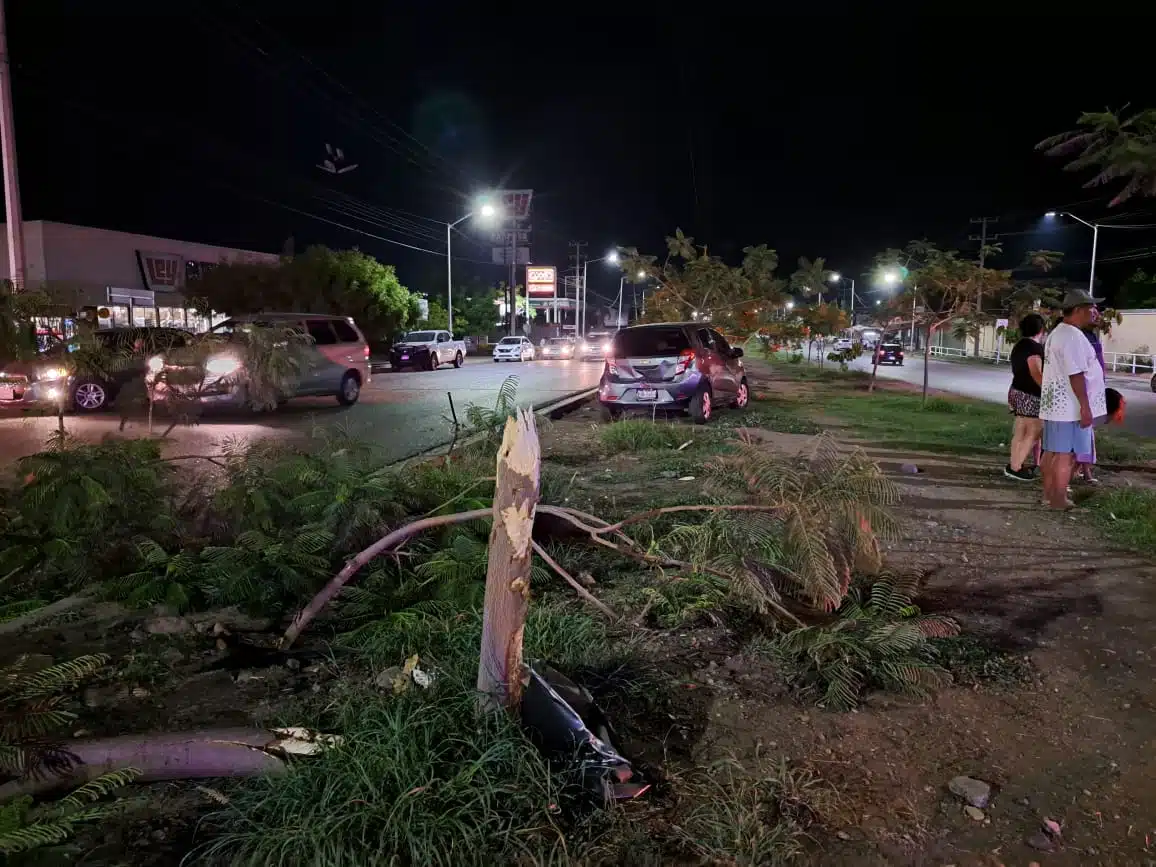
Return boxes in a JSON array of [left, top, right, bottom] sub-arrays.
[[158, 307, 188, 328], [132, 304, 157, 327], [100, 304, 130, 328]]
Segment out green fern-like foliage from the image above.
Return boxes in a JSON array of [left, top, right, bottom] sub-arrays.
[[0, 436, 175, 598], [464, 375, 520, 443], [768, 573, 959, 710], [0, 769, 138, 856], [659, 434, 900, 615]]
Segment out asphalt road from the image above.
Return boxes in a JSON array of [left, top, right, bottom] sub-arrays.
[[853, 354, 1156, 438], [0, 358, 602, 465]]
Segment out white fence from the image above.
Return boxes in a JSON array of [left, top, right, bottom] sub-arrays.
[[929, 344, 1155, 374]]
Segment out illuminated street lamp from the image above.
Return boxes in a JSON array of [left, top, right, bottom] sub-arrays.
[[1044, 210, 1098, 292], [581, 250, 618, 336], [446, 198, 499, 334], [828, 271, 858, 322], [786, 300, 795, 311]]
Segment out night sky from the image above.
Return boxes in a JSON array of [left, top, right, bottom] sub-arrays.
[[10, 4, 1156, 307]]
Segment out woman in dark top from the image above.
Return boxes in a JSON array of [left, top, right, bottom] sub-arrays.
[[1005, 313, 1046, 481]]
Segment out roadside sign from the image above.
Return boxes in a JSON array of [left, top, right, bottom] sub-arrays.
[[492, 247, 530, 265], [497, 189, 533, 221], [491, 230, 531, 246], [527, 265, 557, 297], [995, 318, 1009, 330]]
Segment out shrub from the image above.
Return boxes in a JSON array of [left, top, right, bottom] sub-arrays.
[[764, 574, 958, 709]]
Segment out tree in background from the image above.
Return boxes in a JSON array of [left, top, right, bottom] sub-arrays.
[[1116, 268, 1156, 309], [799, 302, 850, 367], [418, 300, 450, 331], [187, 246, 420, 343], [618, 229, 784, 332], [1038, 107, 1156, 206], [789, 256, 834, 303]]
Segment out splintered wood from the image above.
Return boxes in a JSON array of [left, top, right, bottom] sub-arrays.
[[477, 409, 541, 712]]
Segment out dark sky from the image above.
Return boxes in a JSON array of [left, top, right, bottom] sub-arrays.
[[10, 4, 1156, 306]]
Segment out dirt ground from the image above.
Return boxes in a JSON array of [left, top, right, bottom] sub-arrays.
[[568, 362, 1156, 867]]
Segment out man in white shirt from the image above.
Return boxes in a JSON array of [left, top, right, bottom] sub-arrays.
[[1039, 289, 1107, 509]]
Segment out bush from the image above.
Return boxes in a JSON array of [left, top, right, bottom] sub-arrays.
[[763, 574, 958, 710]]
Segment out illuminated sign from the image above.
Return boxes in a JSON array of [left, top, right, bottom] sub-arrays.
[[527, 265, 557, 297]]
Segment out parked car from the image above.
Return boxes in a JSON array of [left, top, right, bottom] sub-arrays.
[[0, 326, 191, 412], [580, 331, 614, 361], [153, 313, 370, 407], [539, 336, 577, 360], [389, 330, 466, 371], [598, 322, 748, 424], [493, 336, 535, 362], [874, 341, 905, 365], [831, 337, 854, 353]]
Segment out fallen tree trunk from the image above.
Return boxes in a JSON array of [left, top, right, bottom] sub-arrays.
[[0, 589, 98, 637], [477, 410, 540, 712], [0, 728, 293, 803]]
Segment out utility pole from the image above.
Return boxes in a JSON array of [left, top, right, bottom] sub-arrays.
[[568, 241, 586, 336], [0, 0, 25, 289], [968, 216, 1000, 357]]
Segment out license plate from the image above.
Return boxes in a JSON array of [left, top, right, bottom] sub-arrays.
[[401, 354, 409, 360], [0, 386, 13, 401], [636, 388, 657, 401]]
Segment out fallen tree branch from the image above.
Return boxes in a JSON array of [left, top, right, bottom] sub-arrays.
[[0, 728, 291, 803], [590, 503, 786, 536], [281, 508, 492, 648], [0, 589, 98, 637], [421, 477, 495, 518], [531, 541, 618, 621]]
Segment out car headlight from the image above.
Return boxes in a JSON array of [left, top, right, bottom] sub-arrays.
[[147, 355, 164, 373], [205, 355, 242, 376], [39, 366, 67, 381], [602, 342, 612, 353], [580, 343, 589, 353]]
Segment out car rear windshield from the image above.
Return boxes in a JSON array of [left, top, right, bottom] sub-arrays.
[[882, 343, 903, 349], [403, 331, 437, 342], [547, 338, 571, 345], [612, 327, 690, 357]]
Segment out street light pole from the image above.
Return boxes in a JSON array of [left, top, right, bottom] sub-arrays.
[[0, 0, 25, 290], [1050, 211, 1101, 294], [445, 203, 497, 336]]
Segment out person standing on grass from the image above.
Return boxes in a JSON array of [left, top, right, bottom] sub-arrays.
[[1074, 313, 1107, 485], [1005, 313, 1046, 481], [1039, 290, 1107, 510]]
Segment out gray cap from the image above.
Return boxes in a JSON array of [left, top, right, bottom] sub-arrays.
[[1061, 288, 1104, 309]]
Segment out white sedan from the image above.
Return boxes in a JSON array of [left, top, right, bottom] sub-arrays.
[[831, 337, 854, 352], [493, 336, 536, 362]]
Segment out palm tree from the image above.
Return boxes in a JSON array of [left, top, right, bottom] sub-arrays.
[[789, 257, 832, 301], [1038, 107, 1156, 206]]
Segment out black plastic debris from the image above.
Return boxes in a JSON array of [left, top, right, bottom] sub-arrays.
[[520, 662, 651, 802]]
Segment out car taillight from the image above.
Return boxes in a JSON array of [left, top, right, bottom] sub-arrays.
[[606, 358, 620, 376], [363, 345, 370, 359], [675, 349, 695, 375]]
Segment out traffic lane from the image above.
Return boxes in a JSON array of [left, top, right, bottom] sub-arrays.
[[0, 358, 604, 464], [852, 355, 1156, 438]]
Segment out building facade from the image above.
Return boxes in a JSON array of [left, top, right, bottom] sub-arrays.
[[0, 221, 278, 332]]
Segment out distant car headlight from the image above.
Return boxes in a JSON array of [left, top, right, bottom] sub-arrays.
[[602, 342, 612, 353], [39, 366, 67, 381], [147, 355, 164, 373], [580, 342, 590, 353], [205, 355, 242, 376]]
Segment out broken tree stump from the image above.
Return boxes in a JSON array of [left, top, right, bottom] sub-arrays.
[[477, 409, 541, 712]]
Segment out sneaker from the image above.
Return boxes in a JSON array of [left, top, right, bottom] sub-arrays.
[[1004, 465, 1035, 482]]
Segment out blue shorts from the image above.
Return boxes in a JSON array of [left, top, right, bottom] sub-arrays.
[[1042, 420, 1095, 455]]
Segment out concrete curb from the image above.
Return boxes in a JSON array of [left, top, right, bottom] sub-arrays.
[[392, 386, 598, 466]]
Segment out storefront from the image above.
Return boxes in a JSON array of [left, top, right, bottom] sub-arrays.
[[0, 220, 278, 332]]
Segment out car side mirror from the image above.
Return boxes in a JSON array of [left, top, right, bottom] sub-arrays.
[[731, 347, 744, 358]]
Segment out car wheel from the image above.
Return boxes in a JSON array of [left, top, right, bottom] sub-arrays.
[[72, 380, 108, 412], [733, 378, 750, 408], [689, 384, 713, 424], [454, 352, 463, 368], [337, 372, 361, 406], [429, 353, 439, 370], [599, 404, 621, 422]]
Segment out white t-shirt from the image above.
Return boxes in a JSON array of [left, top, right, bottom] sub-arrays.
[[1040, 322, 1107, 422]]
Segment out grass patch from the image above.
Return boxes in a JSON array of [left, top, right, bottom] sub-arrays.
[[820, 392, 1009, 454], [599, 419, 687, 453], [1097, 428, 1156, 464], [732, 399, 822, 435], [1085, 487, 1156, 553]]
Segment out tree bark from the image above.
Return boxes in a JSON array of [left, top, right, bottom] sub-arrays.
[[868, 338, 882, 393], [477, 409, 540, 713]]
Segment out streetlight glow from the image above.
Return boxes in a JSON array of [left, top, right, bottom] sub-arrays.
[[636, 270, 646, 279], [828, 272, 841, 283], [480, 203, 497, 218], [882, 270, 900, 286], [1044, 211, 1057, 218], [875, 299, 882, 306], [606, 251, 619, 264], [786, 300, 795, 310]]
